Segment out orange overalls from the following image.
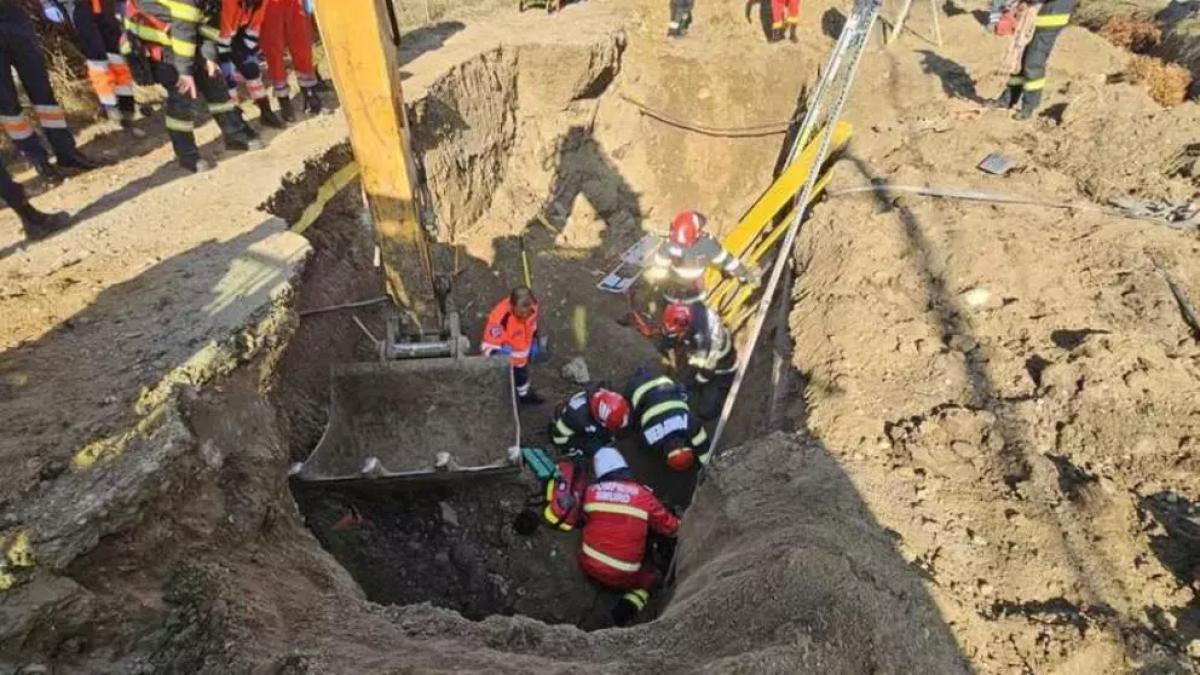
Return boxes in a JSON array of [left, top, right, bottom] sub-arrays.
[[480, 296, 539, 397]]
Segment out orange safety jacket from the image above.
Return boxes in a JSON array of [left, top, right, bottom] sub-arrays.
[[480, 296, 539, 368]]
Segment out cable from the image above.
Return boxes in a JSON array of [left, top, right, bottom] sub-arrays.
[[619, 94, 796, 138], [299, 296, 390, 317]]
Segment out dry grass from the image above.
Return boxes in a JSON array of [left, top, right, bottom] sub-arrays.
[[1101, 16, 1163, 53], [1128, 54, 1193, 106]]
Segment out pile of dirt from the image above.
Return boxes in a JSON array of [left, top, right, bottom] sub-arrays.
[[1128, 54, 1193, 105], [1100, 16, 1163, 53]]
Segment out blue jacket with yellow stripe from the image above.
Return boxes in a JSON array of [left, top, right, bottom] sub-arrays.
[[623, 368, 711, 464]]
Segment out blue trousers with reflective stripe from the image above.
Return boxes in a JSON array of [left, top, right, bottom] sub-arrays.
[[0, 12, 80, 163]]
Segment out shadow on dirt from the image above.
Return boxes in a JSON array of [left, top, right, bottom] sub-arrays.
[[918, 49, 981, 101]]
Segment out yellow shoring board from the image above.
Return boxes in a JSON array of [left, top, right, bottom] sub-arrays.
[[703, 120, 853, 297]]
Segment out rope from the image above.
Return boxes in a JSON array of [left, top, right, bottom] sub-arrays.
[[619, 94, 796, 138], [299, 296, 390, 317]]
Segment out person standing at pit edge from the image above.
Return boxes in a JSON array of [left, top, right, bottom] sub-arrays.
[[988, 0, 1077, 120], [667, 0, 692, 38], [769, 0, 800, 42], [579, 447, 680, 627], [259, 0, 322, 121], [481, 286, 545, 405]]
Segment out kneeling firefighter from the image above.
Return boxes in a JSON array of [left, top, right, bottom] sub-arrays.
[[549, 386, 631, 457], [580, 447, 680, 626], [659, 300, 736, 420], [645, 210, 761, 304], [625, 367, 711, 471]]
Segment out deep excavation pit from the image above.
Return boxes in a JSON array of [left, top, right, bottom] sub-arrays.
[[275, 32, 792, 628]]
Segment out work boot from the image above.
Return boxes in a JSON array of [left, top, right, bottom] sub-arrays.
[[56, 150, 103, 172], [788, 25, 799, 43], [987, 87, 1019, 110], [611, 589, 649, 627], [667, 25, 683, 38], [519, 389, 545, 406], [121, 117, 148, 139], [225, 128, 265, 152], [15, 200, 72, 240], [302, 87, 324, 115], [179, 157, 216, 173], [256, 99, 287, 129], [31, 157, 63, 185], [1013, 104, 1036, 121], [278, 95, 296, 124]]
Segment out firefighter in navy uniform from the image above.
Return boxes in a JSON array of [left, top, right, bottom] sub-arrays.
[[624, 367, 711, 471], [659, 300, 737, 420], [123, 0, 262, 171], [990, 0, 1078, 120], [0, 2, 100, 180], [549, 387, 631, 457], [646, 210, 760, 304]]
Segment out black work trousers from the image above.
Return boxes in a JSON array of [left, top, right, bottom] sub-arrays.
[[151, 60, 250, 165], [670, 0, 693, 29], [1005, 0, 1077, 110], [0, 11, 80, 164]]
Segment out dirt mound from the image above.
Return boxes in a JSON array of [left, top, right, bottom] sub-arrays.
[[1101, 16, 1163, 53], [1128, 54, 1193, 105]]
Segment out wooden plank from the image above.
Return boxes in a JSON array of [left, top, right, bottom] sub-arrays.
[[313, 0, 435, 321]]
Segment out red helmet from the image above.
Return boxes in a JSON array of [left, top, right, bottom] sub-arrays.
[[669, 210, 706, 247], [662, 302, 693, 337], [589, 389, 630, 433], [665, 445, 695, 471]]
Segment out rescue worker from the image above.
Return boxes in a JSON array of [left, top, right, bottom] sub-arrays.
[[579, 447, 680, 626], [549, 386, 631, 457], [259, 0, 322, 121], [123, 0, 262, 171], [57, 0, 141, 134], [481, 286, 544, 405], [0, 3, 100, 180], [646, 210, 761, 304], [769, 0, 799, 42], [624, 366, 711, 471], [667, 0, 692, 38], [659, 301, 736, 420], [2, 160, 71, 240], [989, 0, 1077, 120], [215, 0, 286, 128]]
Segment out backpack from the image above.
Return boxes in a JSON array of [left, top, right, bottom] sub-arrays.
[[542, 457, 590, 531]]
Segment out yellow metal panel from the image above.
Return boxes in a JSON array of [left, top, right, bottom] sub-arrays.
[[703, 120, 853, 294]]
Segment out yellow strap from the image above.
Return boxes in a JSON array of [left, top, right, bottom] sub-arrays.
[[171, 38, 196, 57], [208, 101, 235, 114], [581, 543, 641, 572], [1022, 78, 1046, 91], [130, 22, 170, 45], [631, 376, 674, 410], [583, 502, 649, 520], [1007, 76, 1025, 85], [161, 0, 202, 21], [691, 427, 708, 446], [641, 400, 689, 427], [1035, 13, 1069, 28], [199, 25, 220, 40], [623, 589, 649, 609], [554, 418, 574, 441], [164, 115, 194, 131]]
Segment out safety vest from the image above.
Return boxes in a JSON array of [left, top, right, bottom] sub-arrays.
[[480, 297, 539, 367]]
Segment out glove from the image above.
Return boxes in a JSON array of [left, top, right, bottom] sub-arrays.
[[496, 345, 514, 356], [42, 2, 66, 23]]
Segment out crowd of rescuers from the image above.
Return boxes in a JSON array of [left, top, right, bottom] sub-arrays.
[[479, 209, 760, 626]]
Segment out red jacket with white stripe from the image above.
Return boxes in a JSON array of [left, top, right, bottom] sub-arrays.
[[580, 478, 679, 577]]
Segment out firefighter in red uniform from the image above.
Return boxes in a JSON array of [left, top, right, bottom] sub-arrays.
[[480, 286, 544, 404], [215, 0, 286, 128], [579, 447, 680, 626], [769, 0, 800, 42]]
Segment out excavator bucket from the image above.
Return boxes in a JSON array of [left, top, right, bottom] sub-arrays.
[[292, 356, 520, 483]]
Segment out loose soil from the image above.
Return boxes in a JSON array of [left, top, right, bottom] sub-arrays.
[[2, 0, 1200, 672]]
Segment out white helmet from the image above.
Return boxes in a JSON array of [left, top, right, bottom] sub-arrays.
[[593, 446, 628, 479]]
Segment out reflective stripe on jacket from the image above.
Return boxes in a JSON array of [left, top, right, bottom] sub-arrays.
[[579, 479, 678, 578], [480, 296, 539, 367]]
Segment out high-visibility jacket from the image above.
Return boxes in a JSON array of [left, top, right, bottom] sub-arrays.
[[658, 300, 736, 384], [650, 233, 749, 290], [480, 296, 539, 368], [124, 0, 209, 75], [579, 478, 679, 589], [624, 369, 711, 465], [550, 385, 610, 454]]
